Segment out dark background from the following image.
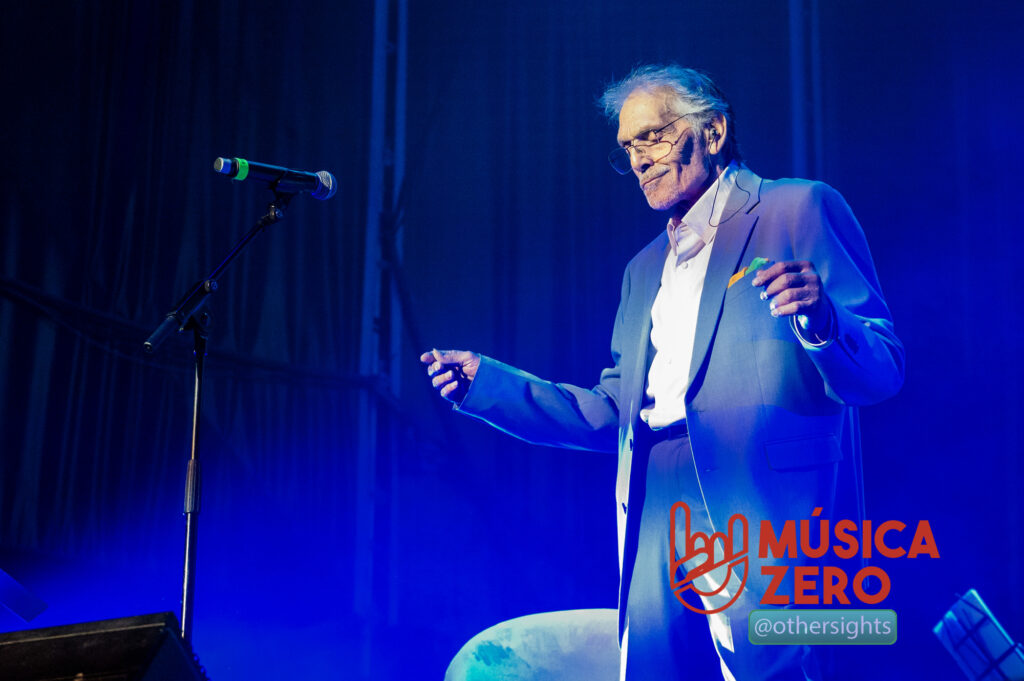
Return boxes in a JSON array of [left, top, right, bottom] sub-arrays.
[[0, 1, 1020, 678]]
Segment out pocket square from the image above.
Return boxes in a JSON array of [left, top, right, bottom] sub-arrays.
[[728, 257, 772, 289]]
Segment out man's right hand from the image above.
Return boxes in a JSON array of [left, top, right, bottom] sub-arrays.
[[419, 349, 480, 403]]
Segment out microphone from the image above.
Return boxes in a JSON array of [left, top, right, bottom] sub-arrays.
[[213, 157, 337, 200]]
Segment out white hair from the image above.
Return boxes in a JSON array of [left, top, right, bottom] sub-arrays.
[[599, 64, 742, 161]]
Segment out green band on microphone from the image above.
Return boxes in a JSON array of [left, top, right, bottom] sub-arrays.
[[235, 158, 249, 181]]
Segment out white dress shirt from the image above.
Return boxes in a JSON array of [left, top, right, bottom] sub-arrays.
[[639, 162, 745, 429]]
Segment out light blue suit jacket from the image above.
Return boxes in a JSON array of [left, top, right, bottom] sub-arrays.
[[457, 166, 904, 636]]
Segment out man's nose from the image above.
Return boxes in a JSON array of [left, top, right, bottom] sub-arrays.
[[628, 147, 651, 175]]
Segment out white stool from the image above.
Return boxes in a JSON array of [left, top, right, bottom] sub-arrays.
[[445, 609, 620, 681]]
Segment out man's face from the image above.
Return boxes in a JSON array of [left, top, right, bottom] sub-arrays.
[[616, 88, 713, 213]]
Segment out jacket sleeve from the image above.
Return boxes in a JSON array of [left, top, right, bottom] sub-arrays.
[[453, 268, 633, 453], [790, 182, 905, 405]]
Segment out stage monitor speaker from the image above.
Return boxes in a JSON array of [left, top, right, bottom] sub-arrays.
[[0, 611, 207, 681]]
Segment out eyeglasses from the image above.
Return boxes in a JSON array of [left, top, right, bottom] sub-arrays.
[[608, 114, 690, 175]]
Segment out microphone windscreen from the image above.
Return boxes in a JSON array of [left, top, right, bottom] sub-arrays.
[[313, 170, 337, 200]]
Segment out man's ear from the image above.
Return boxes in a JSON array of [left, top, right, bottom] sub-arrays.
[[706, 113, 727, 155]]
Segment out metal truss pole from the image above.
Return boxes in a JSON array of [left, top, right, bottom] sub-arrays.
[[355, 0, 406, 675]]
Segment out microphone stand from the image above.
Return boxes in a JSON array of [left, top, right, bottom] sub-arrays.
[[144, 190, 296, 644]]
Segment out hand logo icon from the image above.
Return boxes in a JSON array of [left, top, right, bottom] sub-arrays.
[[669, 501, 749, 615]]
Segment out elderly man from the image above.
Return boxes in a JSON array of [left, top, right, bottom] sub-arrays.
[[422, 65, 904, 680]]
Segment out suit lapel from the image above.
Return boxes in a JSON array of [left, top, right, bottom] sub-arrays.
[[630, 232, 669, 419], [618, 231, 667, 638], [686, 169, 763, 399]]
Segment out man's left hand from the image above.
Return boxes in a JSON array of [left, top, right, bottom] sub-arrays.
[[751, 260, 832, 338]]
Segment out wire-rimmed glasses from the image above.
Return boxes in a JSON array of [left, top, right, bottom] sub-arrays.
[[608, 114, 690, 175]]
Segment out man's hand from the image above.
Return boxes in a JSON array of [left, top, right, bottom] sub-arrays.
[[419, 349, 481, 403], [751, 261, 834, 340]]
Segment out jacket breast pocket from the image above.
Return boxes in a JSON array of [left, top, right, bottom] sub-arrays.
[[725, 276, 760, 304], [764, 434, 842, 470]]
